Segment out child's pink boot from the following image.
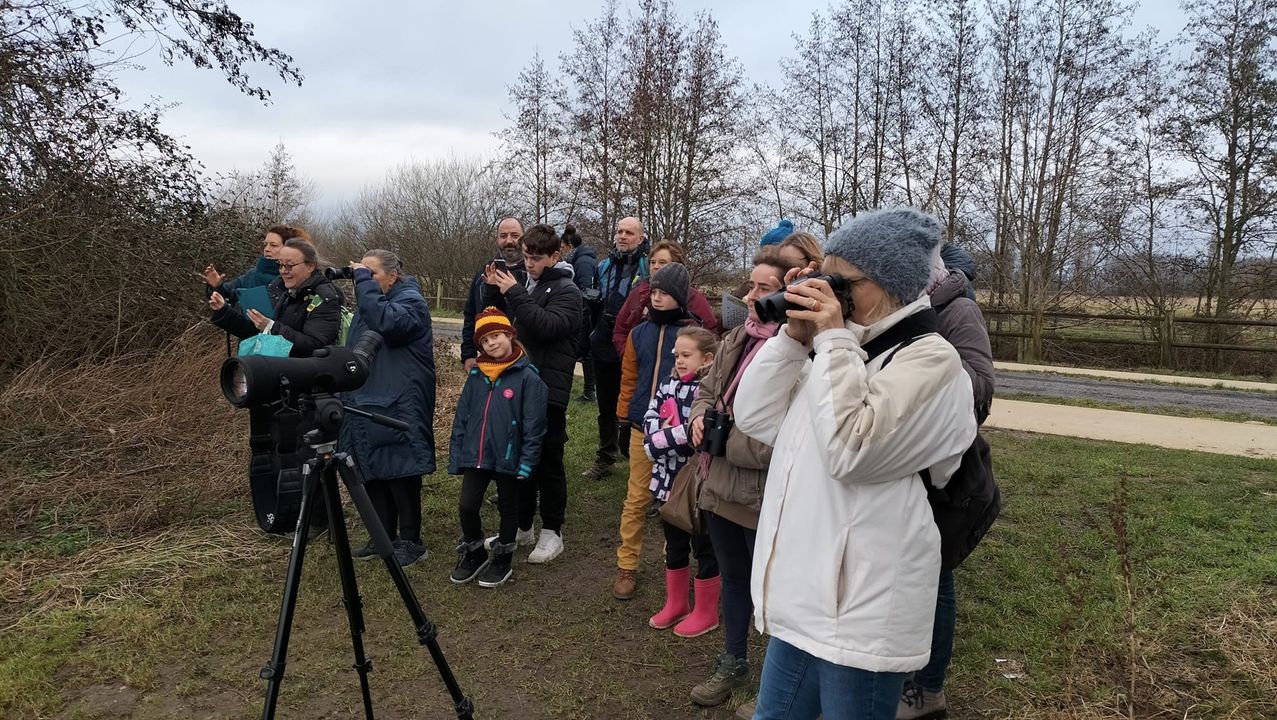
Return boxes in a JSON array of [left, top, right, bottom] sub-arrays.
[[673, 575, 720, 638], [649, 567, 691, 629]]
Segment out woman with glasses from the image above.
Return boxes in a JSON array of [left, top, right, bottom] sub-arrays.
[[209, 238, 344, 539], [209, 238, 342, 358], [202, 224, 309, 306]]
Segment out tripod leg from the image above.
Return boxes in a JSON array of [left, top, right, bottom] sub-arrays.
[[336, 454, 475, 720], [321, 461, 377, 720], [261, 458, 321, 720]]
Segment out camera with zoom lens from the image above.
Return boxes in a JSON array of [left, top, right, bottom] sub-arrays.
[[324, 266, 355, 281], [700, 409, 733, 457], [221, 331, 383, 408], [753, 274, 850, 325]]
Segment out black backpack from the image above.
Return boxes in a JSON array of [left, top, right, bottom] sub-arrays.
[[864, 308, 1001, 570]]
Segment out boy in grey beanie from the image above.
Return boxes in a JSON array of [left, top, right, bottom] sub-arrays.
[[649, 262, 691, 310], [823, 208, 944, 305]]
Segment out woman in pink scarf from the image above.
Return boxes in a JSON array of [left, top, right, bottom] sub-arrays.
[[686, 246, 797, 710]]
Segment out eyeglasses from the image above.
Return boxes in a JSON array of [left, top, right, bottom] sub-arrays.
[[278, 262, 310, 272]]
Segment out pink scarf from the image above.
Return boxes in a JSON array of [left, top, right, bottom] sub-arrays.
[[723, 320, 780, 406]]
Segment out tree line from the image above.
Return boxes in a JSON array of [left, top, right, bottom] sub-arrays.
[[493, 0, 1277, 359]]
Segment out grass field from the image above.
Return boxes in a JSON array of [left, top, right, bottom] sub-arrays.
[[2, 372, 1275, 719]]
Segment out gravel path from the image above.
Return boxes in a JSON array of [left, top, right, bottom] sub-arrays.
[[997, 371, 1277, 419]]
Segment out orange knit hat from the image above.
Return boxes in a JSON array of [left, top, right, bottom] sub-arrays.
[[474, 306, 516, 346]]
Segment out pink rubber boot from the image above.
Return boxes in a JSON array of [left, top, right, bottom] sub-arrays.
[[673, 575, 721, 638], [649, 567, 691, 629]]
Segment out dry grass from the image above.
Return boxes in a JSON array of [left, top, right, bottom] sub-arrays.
[[0, 325, 245, 540], [0, 521, 264, 631], [0, 330, 463, 543]]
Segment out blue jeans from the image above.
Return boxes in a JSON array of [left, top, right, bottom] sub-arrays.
[[753, 638, 908, 720], [913, 568, 955, 692]]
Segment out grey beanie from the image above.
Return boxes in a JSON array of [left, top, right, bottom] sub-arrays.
[[649, 262, 691, 309], [824, 208, 944, 304]]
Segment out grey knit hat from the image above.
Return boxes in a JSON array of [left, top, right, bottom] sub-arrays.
[[824, 208, 944, 304], [649, 262, 691, 309]]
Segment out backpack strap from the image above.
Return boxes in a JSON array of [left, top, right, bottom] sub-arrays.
[[861, 308, 940, 364]]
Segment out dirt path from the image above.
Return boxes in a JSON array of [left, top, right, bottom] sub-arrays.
[[987, 399, 1277, 459]]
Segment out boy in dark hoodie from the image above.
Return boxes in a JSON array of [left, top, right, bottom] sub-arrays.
[[448, 308, 548, 588]]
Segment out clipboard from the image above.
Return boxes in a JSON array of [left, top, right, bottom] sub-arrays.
[[236, 285, 275, 319]]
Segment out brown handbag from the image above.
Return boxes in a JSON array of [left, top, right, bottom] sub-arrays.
[[659, 458, 703, 535]]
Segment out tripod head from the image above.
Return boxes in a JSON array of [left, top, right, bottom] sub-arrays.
[[299, 392, 410, 452]]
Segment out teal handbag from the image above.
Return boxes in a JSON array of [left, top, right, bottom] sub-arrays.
[[238, 332, 294, 357]]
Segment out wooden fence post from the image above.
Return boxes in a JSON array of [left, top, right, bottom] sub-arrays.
[[436, 279, 443, 310], [1160, 313, 1175, 370]]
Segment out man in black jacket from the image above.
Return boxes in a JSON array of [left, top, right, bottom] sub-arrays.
[[461, 217, 526, 371], [483, 223, 582, 563]]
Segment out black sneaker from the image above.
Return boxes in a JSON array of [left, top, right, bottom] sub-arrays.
[[577, 391, 597, 403], [393, 539, 428, 567], [450, 541, 489, 584], [477, 548, 514, 588], [352, 540, 378, 561]]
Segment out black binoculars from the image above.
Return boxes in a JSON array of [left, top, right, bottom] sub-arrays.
[[699, 409, 733, 457]]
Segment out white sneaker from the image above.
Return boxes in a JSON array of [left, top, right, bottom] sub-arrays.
[[485, 528, 536, 550], [527, 529, 564, 564]]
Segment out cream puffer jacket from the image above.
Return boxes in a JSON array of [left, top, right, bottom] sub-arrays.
[[734, 298, 976, 672]]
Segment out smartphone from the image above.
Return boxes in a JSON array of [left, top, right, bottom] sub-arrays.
[[491, 257, 508, 273]]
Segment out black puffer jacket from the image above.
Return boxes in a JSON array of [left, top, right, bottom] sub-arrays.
[[483, 264, 583, 409], [211, 270, 342, 358]]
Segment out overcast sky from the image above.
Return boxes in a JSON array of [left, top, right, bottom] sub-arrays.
[[111, 0, 1188, 215]]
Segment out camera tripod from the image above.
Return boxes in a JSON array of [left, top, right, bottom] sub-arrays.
[[259, 392, 473, 720]]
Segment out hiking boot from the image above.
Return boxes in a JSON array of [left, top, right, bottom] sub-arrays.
[[581, 460, 615, 479], [526, 529, 564, 564], [577, 390, 597, 403], [450, 540, 489, 584], [612, 568, 637, 600], [898, 682, 947, 719], [485, 528, 535, 550], [734, 700, 756, 720], [477, 543, 515, 588], [351, 539, 378, 561], [392, 539, 427, 567], [691, 652, 750, 707], [645, 499, 664, 519]]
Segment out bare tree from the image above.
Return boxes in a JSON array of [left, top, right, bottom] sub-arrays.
[[1164, 0, 1277, 323], [498, 51, 568, 224]]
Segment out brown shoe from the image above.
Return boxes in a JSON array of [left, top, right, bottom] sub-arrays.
[[612, 568, 637, 600]]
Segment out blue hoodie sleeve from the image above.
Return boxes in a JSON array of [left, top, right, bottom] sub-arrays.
[[353, 269, 429, 347], [516, 374, 548, 478]]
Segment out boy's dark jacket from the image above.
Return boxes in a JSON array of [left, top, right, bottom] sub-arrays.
[[447, 354, 548, 478], [482, 265, 582, 409]]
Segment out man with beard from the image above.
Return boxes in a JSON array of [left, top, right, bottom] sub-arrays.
[[462, 217, 526, 371], [582, 216, 649, 479]]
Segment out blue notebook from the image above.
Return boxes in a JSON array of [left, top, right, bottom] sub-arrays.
[[236, 285, 275, 318]]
